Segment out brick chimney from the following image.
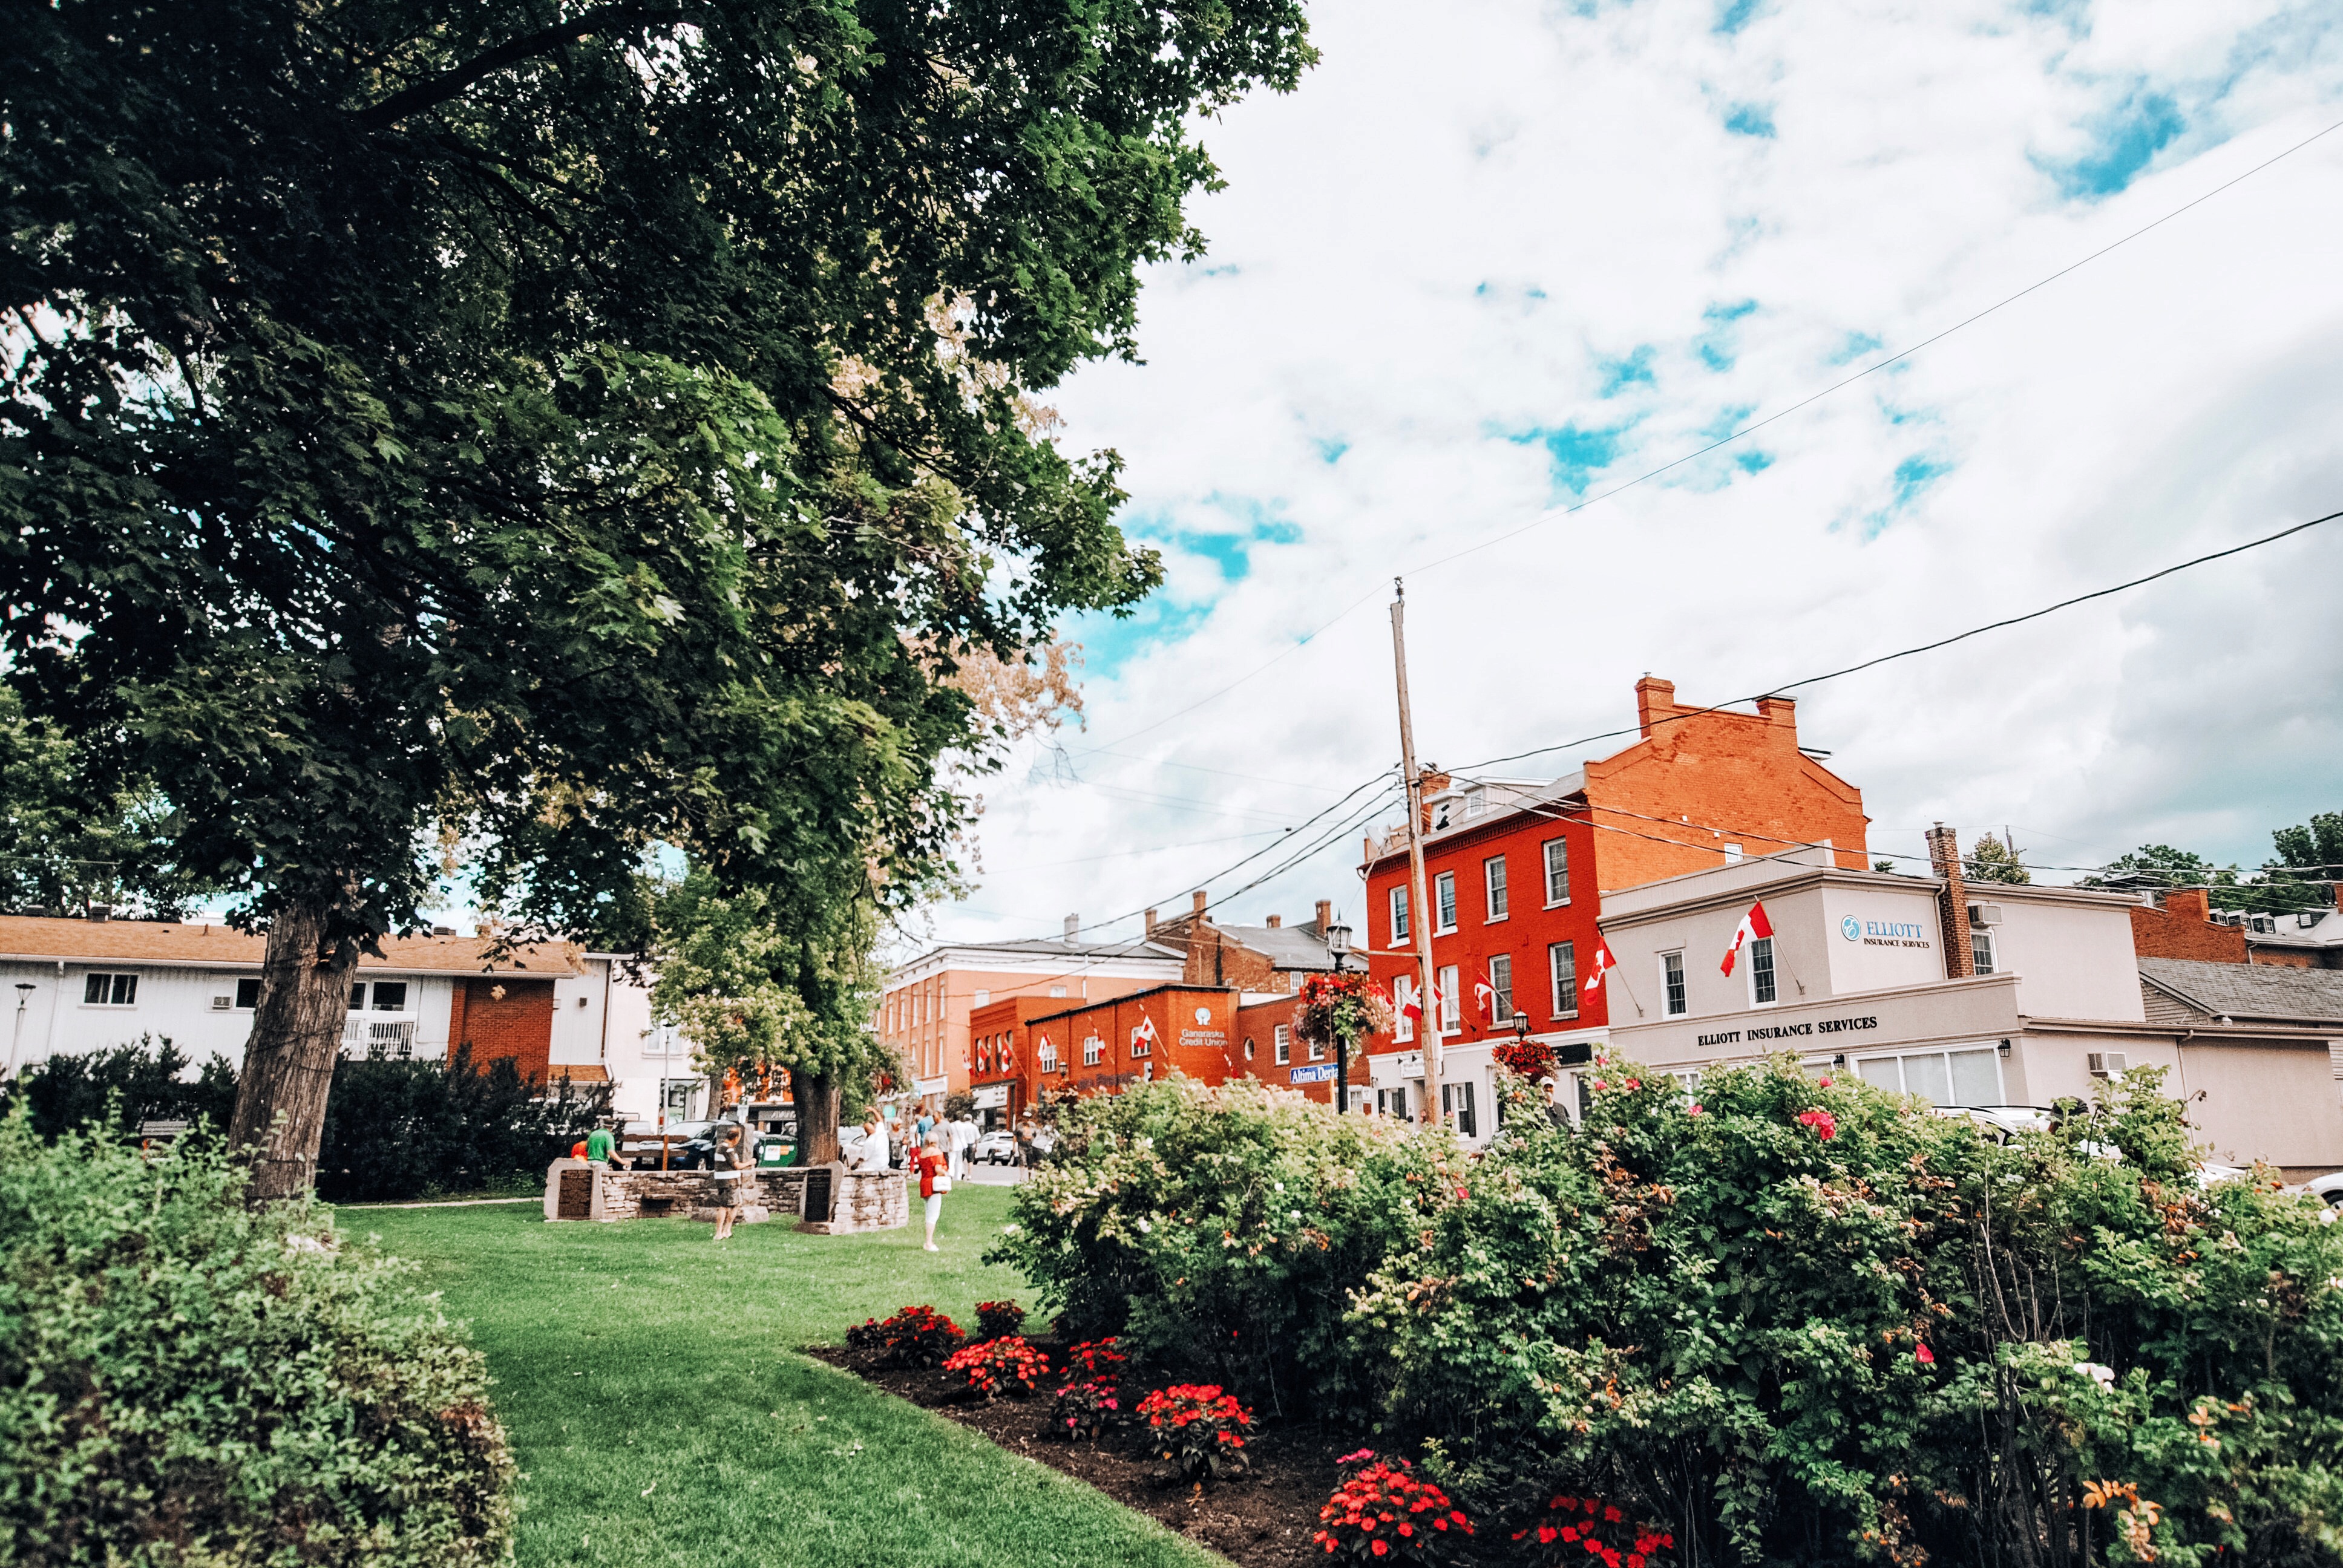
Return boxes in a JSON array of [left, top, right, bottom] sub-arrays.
[[1265, 913, 1282, 929], [1063, 913, 1080, 941], [1754, 694, 1798, 739], [1635, 675, 1678, 738], [1417, 767, 1451, 830], [1191, 889, 1208, 918], [1144, 907, 1158, 934], [1925, 823, 1974, 978], [1315, 899, 1333, 930]]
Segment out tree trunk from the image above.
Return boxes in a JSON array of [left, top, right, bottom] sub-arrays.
[[227, 895, 358, 1202], [797, 1071, 842, 1166]]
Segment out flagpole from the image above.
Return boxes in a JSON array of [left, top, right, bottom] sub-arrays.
[[1389, 579, 1444, 1130]]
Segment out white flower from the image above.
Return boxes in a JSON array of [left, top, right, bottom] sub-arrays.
[[1136, 1218, 1152, 1233], [2075, 1362, 2115, 1388], [2318, 1207, 2338, 1226], [284, 1233, 335, 1256], [1001, 1224, 1020, 1235], [1290, 1210, 1303, 1223], [1273, 1182, 1284, 1193]]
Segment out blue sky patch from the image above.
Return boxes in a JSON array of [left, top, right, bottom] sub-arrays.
[[1697, 299, 1759, 371], [2040, 88, 2185, 199], [1313, 437, 1349, 465], [1724, 103, 1777, 138], [1716, 0, 1765, 34], [1509, 422, 1630, 495], [1830, 330, 1886, 365], [1598, 345, 1657, 397], [1736, 450, 1774, 475], [1061, 598, 1213, 681]]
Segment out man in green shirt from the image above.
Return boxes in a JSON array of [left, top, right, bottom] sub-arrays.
[[585, 1123, 617, 1166]]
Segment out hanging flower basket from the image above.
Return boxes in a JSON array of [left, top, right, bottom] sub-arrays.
[[1296, 972, 1396, 1049]]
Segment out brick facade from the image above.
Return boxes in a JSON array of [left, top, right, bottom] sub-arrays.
[[450, 975, 558, 1081], [2129, 889, 2250, 964]]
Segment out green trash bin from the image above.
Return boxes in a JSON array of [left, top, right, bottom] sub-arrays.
[[754, 1135, 795, 1168]]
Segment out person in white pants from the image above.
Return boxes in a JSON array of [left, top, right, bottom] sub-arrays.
[[946, 1114, 969, 1179]]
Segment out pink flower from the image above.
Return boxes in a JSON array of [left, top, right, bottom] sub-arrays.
[[1625, 1078, 1642, 1090], [1818, 1076, 1832, 1088], [1796, 1108, 1838, 1140], [1916, 1343, 1935, 1365], [1688, 1103, 1703, 1117], [1591, 1079, 1607, 1092]]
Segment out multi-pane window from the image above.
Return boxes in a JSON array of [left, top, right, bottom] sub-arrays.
[[1661, 953, 1686, 1017], [1543, 838, 1570, 906], [1441, 1080, 1478, 1137], [1548, 942, 1578, 1018], [1393, 975, 1415, 1042], [1434, 872, 1457, 932], [1748, 936, 1777, 1006], [1389, 885, 1409, 944], [370, 981, 409, 1012], [1308, 1030, 1326, 1062], [1856, 1048, 2001, 1108], [1274, 1024, 1291, 1065], [1437, 964, 1461, 1031], [235, 977, 263, 1010], [1484, 855, 1509, 920], [82, 972, 137, 1006], [1082, 1034, 1104, 1067], [1970, 930, 1997, 975], [1487, 954, 1513, 1022]]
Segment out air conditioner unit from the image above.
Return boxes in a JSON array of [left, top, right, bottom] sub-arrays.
[[2302, 912, 2324, 929], [2086, 1051, 2126, 1079], [211, 996, 232, 1011], [1968, 903, 2004, 927]]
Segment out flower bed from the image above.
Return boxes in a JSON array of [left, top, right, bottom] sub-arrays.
[[844, 1304, 964, 1367], [974, 1298, 1027, 1339], [1515, 1494, 1674, 1568], [942, 1334, 1051, 1399], [1312, 1451, 1472, 1564]]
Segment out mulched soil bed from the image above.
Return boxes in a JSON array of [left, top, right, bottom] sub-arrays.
[[812, 1340, 1358, 1567]]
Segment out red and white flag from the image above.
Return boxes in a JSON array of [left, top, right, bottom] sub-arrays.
[[1473, 979, 1496, 1019], [1720, 900, 1774, 976], [1130, 1014, 1159, 1053], [1584, 941, 1616, 993], [1399, 976, 1424, 1022]]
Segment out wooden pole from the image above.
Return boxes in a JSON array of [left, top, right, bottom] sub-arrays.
[[1389, 580, 1443, 1129]]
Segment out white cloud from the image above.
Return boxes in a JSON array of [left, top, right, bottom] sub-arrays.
[[914, 0, 2343, 955]]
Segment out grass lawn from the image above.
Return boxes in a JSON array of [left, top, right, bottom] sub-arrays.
[[350, 1184, 1219, 1568]]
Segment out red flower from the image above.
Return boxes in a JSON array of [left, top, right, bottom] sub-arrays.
[[1916, 1343, 1936, 1365], [1796, 1107, 1838, 1140]]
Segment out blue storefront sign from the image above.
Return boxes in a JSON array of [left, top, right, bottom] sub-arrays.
[[1288, 1063, 1340, 1084]]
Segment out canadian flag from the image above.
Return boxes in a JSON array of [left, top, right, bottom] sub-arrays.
[[1398, 975, 1424, 1022], [1131, 1014, 1159, 1053], [1473, 979, 1496, 1019], [1720, 900, 1774, 976], [1000, 1040, 1016, 1073], [1584, 941, 1617, 994]]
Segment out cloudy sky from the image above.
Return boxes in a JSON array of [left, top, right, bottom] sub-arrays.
[[902, 0, 2343, 959]]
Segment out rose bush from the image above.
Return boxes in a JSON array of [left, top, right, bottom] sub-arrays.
[[1137, 1383, 1254, 1481]]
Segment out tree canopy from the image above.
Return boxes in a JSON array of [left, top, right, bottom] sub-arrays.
[[1, 0, 1316, 1192], [2085, 812, 2340, 916]]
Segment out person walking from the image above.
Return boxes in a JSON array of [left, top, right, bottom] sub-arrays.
[[1014, 1118, 1035, 1169], [912, 1130, 951, 1252], [707, 1123, 751, 1241]]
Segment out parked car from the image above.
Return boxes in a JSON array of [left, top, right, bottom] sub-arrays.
[[972, 1129, 1018, 1165], [2305, 1171, 2343, 1208], [620, 1120, 716, 1169]]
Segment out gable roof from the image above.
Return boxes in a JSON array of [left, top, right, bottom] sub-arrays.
[[0, 915, 587, 976], [2137, 958, 2343, 1025], [1209, 921, 1340, 971]]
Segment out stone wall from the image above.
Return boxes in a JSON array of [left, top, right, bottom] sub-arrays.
[[542, 1159, 905, 1232]]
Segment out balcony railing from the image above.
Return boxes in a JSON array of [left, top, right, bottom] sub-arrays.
[[341, 1015, 418, 1059]]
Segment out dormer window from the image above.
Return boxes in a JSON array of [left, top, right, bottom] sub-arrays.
[[1462, 789, 1486, 820]]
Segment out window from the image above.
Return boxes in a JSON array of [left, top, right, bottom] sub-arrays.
[[1660, 952, 1686, 1017], [1747, 937, 1777, 1007], [371, 981, 408, 1013], [1970, 930, 1996, 975], [1038, 1036, 1060, 1072], [1441, 1080, 1478, 1137], [1049, 985, 1068, 999], [1543, 838, 1570, 906], [1437, 964, 1460, 1031], [973, 988, 990, 1007], [1393, 976, 1415, 1042], [1855, 1048, 2001, 1108], [1244, 1037, 1256, 1061], [1487, 954, 1513, 1022], [234, 977, 262, 1010], [1484, 855, 1509, 920], [1435, 872, 1457, 932], [1082, 1034, 1104, 1067], [1548, 942, 1578, 1018], [1274, 1024, 1291, 1065], [349, 982, 367, 1010], [1389, 885, 1410, 944], [83, 972, 137, 1007], [1723, 842, 1743, 864], [1462, 788, 1486, 820], [1308, 1031, 1326, 1061], [1379, 1085, 1411, 1120]]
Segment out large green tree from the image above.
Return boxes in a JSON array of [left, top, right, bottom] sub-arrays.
[[1, 2, 1314, 1197]]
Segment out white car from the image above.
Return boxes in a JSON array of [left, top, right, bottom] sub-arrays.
[[972, 1129, 1018, 1165], [2307, 1171, 2343, 1207]]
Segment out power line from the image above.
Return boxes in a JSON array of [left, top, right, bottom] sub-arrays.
[[1072, 111, 2343, 757], [1458, 505, 2343, 773]]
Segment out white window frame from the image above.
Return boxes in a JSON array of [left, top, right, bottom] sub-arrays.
[[1543, 838, 1570, 907], [81, 972, 139, 1008], [1243, 1037, 1256, 1061], [1389, 884, 1410, 944], [1274, 1024, 1291, 1065], [1437, 964, 1461, 1031], [1393, 975, 1415, 1042], [1434, 872, 1457, 933], [1854, 1046, 2004, 1108], [1441, 1080, 1478, 1137], [368, 980, 411, 1014], [1746, 936, 1778, 1008], [1660, 952, 1686, 1018], [1082, 1034, 1104, 1067], [1548, 941, 1578, 1019], [1484, 855, 1509, 921], [1308, 1030, 1326, 1062], [1487, 953, 1513, 1023], [1970, 929, 1997, 975]]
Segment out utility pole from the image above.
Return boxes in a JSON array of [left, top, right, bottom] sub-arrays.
[[1389, 579, 1443, 1129]]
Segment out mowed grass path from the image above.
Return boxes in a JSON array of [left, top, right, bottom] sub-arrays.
[[352, 1186, 1218, 1568]]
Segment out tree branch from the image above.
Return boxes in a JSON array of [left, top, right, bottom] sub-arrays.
[[350, 5, 692, 129]]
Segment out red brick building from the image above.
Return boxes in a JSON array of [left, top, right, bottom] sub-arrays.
[[1358, 676, 1870, 1140]]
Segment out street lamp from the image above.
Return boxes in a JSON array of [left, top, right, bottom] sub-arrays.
[[1326, 916, 1354, 1115], [6, 982, 33, 1080], [1511, 1009, 1530, 1042]]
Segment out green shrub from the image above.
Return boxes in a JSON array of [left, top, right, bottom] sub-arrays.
[[316, 1045, 606, 1202], [1, 1036, 236, 1141], [0, 1109, 514, 1565], [1354, 1059, 2343, 1566], [986, 1076, 1461, 1417]]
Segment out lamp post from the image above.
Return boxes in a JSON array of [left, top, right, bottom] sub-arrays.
[[1326, 916, 1354, 1116], [7, 982, 33, 1080]]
